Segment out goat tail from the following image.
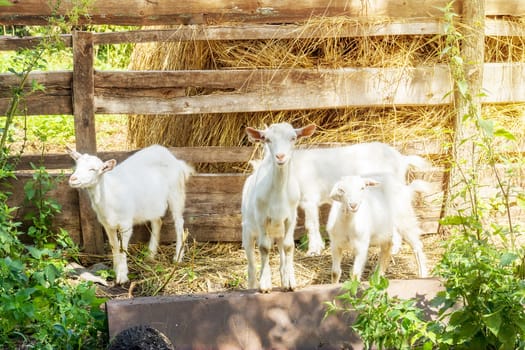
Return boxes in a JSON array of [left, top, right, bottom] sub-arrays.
[[408, 179, 432, 194], [181, 162, 195, 182], [404, 155, 431, 170]]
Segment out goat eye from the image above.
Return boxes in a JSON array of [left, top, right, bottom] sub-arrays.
[[291, 136, 297, 142]]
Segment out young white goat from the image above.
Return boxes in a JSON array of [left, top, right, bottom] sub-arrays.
[[241, 122, 316, 292], [67, 145, 194, 284], [292, 143, 430, 256], [326, 174, 429, 283]]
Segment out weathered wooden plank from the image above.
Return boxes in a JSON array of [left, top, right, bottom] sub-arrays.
[[94, 63, 525, 115], [3, 0, 525, 26], [0, 95, 72, 115], [0, 34, 72, 50], [1, 18, 523, 52], [13, 147, 256, 170], [72, 30, 104, 255], [0, 0, 460, 26], [3, 64, 525, 116], [94, 66, 451, 114]]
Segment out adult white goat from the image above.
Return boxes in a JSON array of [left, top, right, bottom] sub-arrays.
[[326, 174, 430, 283], [292, 143, 430, 255], [67, 145, 194, 284], [241, 122, 316, 293]]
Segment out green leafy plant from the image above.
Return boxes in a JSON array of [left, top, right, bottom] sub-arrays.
[[22, 163, 64, 248], [326, 2, 524, 349], [326, 270, 437, 350]]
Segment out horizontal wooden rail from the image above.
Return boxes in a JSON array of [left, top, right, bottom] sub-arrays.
[[2, 19, 525, 51], [3, 63, 525, 116], [2, 0, 525, 26], [13, 146, 258, 171], [10, 139, 451, 171]]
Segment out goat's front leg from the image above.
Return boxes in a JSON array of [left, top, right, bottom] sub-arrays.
[[378, 240, 393, 276], [330, 242, 343, 284], [242, 227, 258, 289], [106, 225, 132, 285], [351, 237, 370, 281], [258, 233, 273, 293], [279, 220, 296, 291]]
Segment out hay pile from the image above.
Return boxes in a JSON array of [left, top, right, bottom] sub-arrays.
[[96, 233, 445, 298], [127, 17, 525, 171]]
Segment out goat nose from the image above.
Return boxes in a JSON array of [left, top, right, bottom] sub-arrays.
[[275, 153, 285, 161], [70, 175, 77, 181], [349, 203, 358, 210]]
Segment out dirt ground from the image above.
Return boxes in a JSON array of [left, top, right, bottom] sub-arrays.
[[90, 232, 446, 300]]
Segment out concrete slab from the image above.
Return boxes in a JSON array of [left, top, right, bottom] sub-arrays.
[[106, 279, 443, 350]]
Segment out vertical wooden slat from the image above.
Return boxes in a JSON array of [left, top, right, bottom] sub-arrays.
[[442, 1, 485, 230], [72, 30, 105, 255]]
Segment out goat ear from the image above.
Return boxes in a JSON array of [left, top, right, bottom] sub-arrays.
[[102, 159, 117, 173], [364, 178, 381, 187], [296, 124, 316, 138], [246, 127, 264, 142], [66, 145, 82, 160], [329, 185, 343, 202]]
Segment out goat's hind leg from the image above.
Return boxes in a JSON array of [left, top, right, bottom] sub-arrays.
[[301, 200, 325, 256], [168, 193, 187, 263], [146, 218, 162, 260], [400, 225, 428, 278]]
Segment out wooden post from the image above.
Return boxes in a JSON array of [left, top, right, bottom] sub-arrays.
[[441, 1, 485, 230], [72, 30, 105, 255]]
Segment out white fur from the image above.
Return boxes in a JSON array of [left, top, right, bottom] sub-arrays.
[[67, 145, 194, 284], [291, 142, 430, 255], [241, 123, 315, 292], [326, 173, 429, 283]]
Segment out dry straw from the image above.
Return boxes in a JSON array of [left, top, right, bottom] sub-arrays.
[[127, 17, 525, 172]]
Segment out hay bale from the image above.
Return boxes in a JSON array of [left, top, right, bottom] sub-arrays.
[[127, 18, 524, 172]]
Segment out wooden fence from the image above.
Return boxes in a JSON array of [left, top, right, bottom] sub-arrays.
[[1, 1, 524, 254]]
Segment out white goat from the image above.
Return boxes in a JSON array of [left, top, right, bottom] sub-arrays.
[[291, 142, 429, 255], [241, 122, 316, 292], [326, 174, 429, 283], [67, 145, 194, 284]]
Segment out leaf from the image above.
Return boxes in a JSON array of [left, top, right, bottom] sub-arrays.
[[493, 128, 516, 141], [0, 0, 14, 6], [499, 252, 518, 267], [482, 310, 502, 337], [456, 80, 468, 97], [517, 193, 525, 209], [478, 118, 494, 137], [439, 215, 466, 226]]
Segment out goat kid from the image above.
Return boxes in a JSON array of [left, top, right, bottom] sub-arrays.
[[292, 142, 429, 256], [327, 174, 429, 283], [67, 145, 194, 284], [241, 122, 316, 292]]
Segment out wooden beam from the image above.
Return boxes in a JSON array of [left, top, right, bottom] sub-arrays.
[[0, 0, 461, 26], [3, 64, 525, 116], [72, 30, 105, 255], [1, 18, 523, 52], [2, 0, 525, 26]]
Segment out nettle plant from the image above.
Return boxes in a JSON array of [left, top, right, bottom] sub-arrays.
[[327, 2, 525, 349]]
